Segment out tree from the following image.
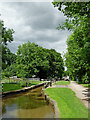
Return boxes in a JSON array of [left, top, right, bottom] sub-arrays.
[[0, 20, 15, 69], [52, 2, 90, 83], [64, 25, 90, 82], [2, 64, 17, 78], [2, 45, 17, 69], [47, 49, 64, 79], [16, 42, 64, 79], [52, 2, 89, 30], [1, 20, 14, 45]]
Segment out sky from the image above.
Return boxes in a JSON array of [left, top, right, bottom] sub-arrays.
[[0, 2, 71, 56]]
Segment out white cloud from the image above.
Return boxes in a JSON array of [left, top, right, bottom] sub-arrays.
[[0, 2, 71, 55]]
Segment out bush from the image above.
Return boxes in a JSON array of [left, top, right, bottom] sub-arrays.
[[2, 64, 17, 78], [82, 73, 89, 84]]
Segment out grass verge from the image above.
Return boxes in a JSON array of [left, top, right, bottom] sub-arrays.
[[2, 80, 44, 92], [53, 80, 70, 85], [2, 83, 22, 92], [45, 88, 88, 118]]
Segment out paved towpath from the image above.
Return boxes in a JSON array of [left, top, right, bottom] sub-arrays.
[[51, 81, 90, 109]]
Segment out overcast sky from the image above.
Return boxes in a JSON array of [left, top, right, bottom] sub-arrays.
[[0, 2, 71, 56]]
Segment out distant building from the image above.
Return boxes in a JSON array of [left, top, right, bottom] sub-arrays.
[[9, 76, 17, 79]]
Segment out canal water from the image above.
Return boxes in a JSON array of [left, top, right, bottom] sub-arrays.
[[2, 86, 54, 118]]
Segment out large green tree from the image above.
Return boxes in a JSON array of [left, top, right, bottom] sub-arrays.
[[52, 2, 90, 83], [16, 42, 64, 79], [0, 20, 16, 69], [52, 2, 89, 30], [65, 26, 90, 82]]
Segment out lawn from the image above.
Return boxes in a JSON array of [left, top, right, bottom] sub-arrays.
[[45, 88, 88, 118], [53, 80, 70, 85], [2, 80, 44, 92], [2, 83, 22, 92]]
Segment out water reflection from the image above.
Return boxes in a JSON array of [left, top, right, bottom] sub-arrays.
[[2, 87, 54, 118]]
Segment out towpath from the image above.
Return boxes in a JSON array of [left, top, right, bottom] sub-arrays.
[[51, 81, 90, 108]]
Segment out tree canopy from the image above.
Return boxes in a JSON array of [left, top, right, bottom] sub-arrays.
[[0, 20, 16, 69], [52, 2, 90, 83], [16, 42, 64, 79], [1, 20, 14, 45], [52, 2, 90, 31]]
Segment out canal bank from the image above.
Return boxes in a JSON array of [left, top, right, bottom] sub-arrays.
[[42, 85, 60, 118], [44, 92, 60, 118], [2, 82, 50, 97]]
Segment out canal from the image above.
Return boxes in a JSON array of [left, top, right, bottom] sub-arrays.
[[2, 86, 54, 118]]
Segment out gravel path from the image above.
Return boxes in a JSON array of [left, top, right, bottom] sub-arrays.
[[51, 81, 90, 109], [68, 81, 89, 109]]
